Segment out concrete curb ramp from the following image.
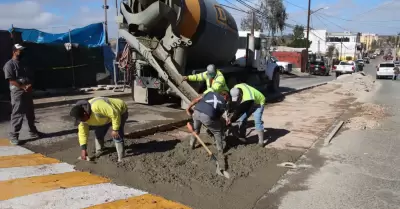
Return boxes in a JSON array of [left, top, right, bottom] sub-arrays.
[[0, 139, 191, 209]]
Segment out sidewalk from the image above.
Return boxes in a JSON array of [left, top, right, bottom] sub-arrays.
[[0, 138, 190, 209]]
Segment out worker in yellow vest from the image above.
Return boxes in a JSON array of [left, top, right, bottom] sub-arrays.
[[182, 64, 229, 95], [226, 83, 266, 147], [69, 97, 128, 162]]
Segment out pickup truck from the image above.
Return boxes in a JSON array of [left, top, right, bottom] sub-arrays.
[[332, 61, 357, 77], [376, 62, 395, 79]]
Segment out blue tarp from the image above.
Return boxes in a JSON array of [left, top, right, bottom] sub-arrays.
[[9, 23, 105, 47]]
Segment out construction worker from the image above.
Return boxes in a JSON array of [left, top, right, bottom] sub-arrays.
[[182, 64, 229, 94], [69, 97, 128, 162], [3, 44, 43, 145], [226, 83, 266, 147], [186, 91, 229, 155]]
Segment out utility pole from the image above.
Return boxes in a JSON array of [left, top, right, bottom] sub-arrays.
[[103, 0, 109, 45], [305, 0, 311, 62], [340, 36, 343, 61]]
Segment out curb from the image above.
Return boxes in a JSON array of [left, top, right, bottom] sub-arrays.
[[125, 82, 329, 139], [33, 93, 131, 109], [125, 118, 191, 139]]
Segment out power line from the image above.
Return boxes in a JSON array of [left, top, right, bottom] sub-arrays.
[[220, 3, 249, 13]]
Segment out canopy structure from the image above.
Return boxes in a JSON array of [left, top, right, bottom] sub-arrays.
[[9, 23, 105, 48]]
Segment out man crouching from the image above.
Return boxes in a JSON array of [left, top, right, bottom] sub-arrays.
[[69, 97, 128, 162]]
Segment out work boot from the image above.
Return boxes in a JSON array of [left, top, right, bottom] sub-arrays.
[[115, 142, 125, 162], [189, 135, 197, 150], [9, 137, 19, 145], [233, 125, 247, 143], [29, 131, 45, 139], [256, 130, 265, 147], [94, 138, 105, 157]]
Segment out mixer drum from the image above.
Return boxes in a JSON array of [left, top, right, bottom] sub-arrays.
[[178, 0, 239, 69]]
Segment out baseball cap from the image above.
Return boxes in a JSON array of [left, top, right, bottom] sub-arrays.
[[13, 44, 26, 51], [230, 88, 240, 102], [69, 105, 85, 125]]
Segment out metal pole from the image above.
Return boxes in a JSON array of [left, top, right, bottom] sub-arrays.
[[68, 29, 76, 88], [103, 0, 109, 45], [305, 0, 312, 66]]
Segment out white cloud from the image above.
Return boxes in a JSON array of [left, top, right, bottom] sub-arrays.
[[0, 1, 63, 30]]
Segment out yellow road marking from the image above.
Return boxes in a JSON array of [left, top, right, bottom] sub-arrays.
[[0, 139, 11, 146], [0, 153, 60, 168], [86, 194, 191, 209], [0, 171, 110, 200]]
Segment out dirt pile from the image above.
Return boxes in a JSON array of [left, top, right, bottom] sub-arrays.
[[344, 103, 388, 130], [329, 73, 377, 100]]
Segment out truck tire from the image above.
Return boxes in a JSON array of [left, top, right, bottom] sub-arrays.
[[268, 70, 280, 93]]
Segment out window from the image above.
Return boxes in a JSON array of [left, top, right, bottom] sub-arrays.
[[380, 64, 395, 67], [339, 62, 353, 65], [238, 37, 261, 50]]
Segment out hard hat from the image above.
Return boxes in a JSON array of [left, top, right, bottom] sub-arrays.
[[206, 64, 216, 78], [230, 88, 240, 102]]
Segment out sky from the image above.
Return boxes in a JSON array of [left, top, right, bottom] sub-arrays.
[[0, 0, 399, 38]]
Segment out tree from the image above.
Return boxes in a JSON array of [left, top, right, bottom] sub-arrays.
[[326, 45, 336, 59], [292, 25, 304, 39], [287, 24, 310, 48], [259, 0, 288, 37], [240, 12, 262, 31]]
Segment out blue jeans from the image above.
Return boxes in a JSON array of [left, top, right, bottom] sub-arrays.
[[94, 111, 128, 144], [238, 105, 264, 133]]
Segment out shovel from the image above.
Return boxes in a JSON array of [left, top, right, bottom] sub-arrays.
[[186, 122, 230, 179]]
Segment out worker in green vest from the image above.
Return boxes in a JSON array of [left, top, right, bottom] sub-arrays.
[[226, 83, 266, 147], [182, 64, 229, 94]]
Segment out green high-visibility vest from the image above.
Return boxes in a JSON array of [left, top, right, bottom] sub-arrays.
[[233, 83, 265, 105]]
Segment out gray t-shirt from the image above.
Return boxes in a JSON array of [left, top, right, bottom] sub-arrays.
[[3, 59, 31, 91]]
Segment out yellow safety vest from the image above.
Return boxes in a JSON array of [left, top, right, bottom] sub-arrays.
[[78, 97, 127, 146], [188, 70, 229, 94], [234, 83, 265, 105]]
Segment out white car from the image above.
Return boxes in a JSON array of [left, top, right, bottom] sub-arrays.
[[333, 61, 356, 77], [376, 62, 395, 79], [271, 56, 292, 74]]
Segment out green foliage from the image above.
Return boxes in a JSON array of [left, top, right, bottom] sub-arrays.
[[259, 0, 288, 36], [292, 25, 304, 39], [287, 39, 312, 48], [240, 13, 262, 31]]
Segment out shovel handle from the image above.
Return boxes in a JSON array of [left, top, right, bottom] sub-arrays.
[[187, 122, 213, 156]]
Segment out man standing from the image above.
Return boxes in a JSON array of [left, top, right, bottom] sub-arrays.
[[3, 44, 42, 145], [69, 97, 128, 162], [226, 83, 266, 147], [393, 65, 399, 80], [186, 91, 229, 156], [182, 64, 229, 95]]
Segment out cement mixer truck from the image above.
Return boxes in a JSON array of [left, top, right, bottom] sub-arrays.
[[115, 0, 281, 108]]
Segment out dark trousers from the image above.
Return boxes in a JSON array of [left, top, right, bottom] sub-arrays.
[[94, 111, 128, 144], [10, 90, 37, 138]]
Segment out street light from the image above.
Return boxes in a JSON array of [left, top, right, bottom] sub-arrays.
[[311, 7, 329, 15]]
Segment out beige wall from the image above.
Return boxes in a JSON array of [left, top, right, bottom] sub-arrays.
[[361, 34, 378, 51]]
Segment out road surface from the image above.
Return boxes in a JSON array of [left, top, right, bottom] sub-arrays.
[[254, 57, 400, 209]]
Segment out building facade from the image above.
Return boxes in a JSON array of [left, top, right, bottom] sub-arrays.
[[360, 33, 378, 51], [304, 29, 327, 54], [326, 31, 361, 60]]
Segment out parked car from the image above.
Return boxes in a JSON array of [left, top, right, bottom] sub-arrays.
[[309, 60, 329, 76], [363, 57, 370, 64], [332, 61, 357, 77], [271, 56, 292, 74], [376, 62, 395, 79], [356, 59, 364, 67], [355, 60, 364, 71]]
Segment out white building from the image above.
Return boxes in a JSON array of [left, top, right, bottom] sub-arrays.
[[326, 31, 361, 60], [304, 29, 327, 54]]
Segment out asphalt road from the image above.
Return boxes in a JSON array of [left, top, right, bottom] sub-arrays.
[[254, 57, 400, 209], [280, 72, 335, 94]]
